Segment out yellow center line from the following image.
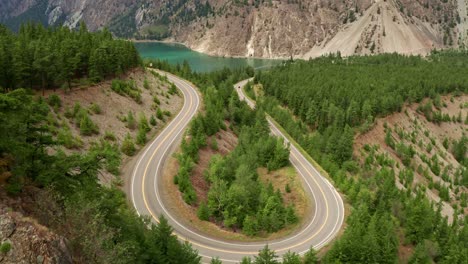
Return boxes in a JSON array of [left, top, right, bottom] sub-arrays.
[[139, 78, 332, 255]]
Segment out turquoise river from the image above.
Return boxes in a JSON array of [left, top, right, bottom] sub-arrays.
[[134, 42, 283, 72]]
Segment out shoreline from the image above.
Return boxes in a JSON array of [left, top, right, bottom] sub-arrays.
[[130, 38, 288, 61], [130, 38, 188, 47]]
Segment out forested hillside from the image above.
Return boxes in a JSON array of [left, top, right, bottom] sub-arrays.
[[355, 94, 467, 222], [253, 52, 468, 262], [0, 23, 202, 263], [0, 22, 140, 93]]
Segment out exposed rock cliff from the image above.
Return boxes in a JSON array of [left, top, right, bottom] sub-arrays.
[[0, 0, 465, 58]]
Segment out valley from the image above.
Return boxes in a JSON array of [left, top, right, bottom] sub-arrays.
[[0, 3, 467, 263]]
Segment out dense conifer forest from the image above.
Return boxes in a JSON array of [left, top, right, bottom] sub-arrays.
[[252, 52, 468, 263], [0, 22, 140, 93]]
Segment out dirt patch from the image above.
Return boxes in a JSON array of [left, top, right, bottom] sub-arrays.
[[355, 94, 468, 220], [191, 126, 238, 203], [258, 167, 308, 220], [397, 230, 415, 263]]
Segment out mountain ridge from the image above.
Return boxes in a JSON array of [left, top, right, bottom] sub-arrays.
[[0, 0, 466, 58]]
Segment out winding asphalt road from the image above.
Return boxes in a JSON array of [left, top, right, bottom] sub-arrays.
[[130, 72, 344, 263]]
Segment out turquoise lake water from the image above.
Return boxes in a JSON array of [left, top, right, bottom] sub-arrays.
[[134, 42, 283, 72]]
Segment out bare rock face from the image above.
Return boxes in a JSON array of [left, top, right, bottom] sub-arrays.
[[173, 0, 460, 58], [0, 0, 465, 58], [0, 205, 72, 264]]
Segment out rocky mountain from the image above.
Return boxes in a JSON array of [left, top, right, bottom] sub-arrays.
[[0, 0, 466, 58]]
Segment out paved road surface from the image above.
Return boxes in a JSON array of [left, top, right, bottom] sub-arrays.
[[130, 72, 344, 263]]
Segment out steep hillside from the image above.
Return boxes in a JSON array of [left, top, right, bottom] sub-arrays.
[[42, 69, 183, 185], [0, 0, 464, 58], [355, 94, 468, 222]]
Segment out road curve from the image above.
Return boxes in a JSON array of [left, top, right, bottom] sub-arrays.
[[130, 72, 344, 263]]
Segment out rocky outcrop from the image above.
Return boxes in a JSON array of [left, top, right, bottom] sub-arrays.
[[0, 206, 72, 264], [0, 186, 72, 264]]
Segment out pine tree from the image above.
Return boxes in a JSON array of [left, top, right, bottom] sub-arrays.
[[127, 111, 136, 130], [136, 128, 147, 145], [303, 247, 318, 264], [121, 133, 136, 156], [150, 115, 157, 126], [59, 38, 80, 89], [197, 202, 210, 221], [79, 113, 98, 136], [254, 245, 279, 264], [138, 112, 150, 132], [241, 257, 253, 264], [210, 257, 222, 264], [157, 108, 164, 120], [282, 251, 301, 264], [243, 216, 258, 236]]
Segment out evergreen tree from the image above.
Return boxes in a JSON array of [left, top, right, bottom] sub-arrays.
[[241, 257, 253, 264], [210, 257, 222, 264], [282, 251, 301, 264], [136, 127, 147, 145], [121, 133, 136, 156], [79, 113, 98, 136], [303, 247, 318, 264], [254, 245, 279, 264], [150, 115, 157, 126], [127, 111, 136, 130], [139, 112, 150, 132], [197, 202, 210, 221]]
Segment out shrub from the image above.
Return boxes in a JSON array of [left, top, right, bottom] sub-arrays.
[[153, 95, 160, 105], [121, 133, 136, 156], [111, 79, 142, 103], [104, 131, 116, 141], [79, 114, 99, 136], [73, 102, 82, 117], [127, 111, 136, 130], [138, 113, 150, 132], [136, 128, 147, 145], [210, 138, 218, 151], [47, 94, 62, 109], [143, 78, 150, 90], [156, 108, 164, 120], [0, 242, 11, 254], [64, 106, 73, 119], [57, 128, 82, 149], [197, 202, 210, 221], [150, 115, 157, 126], [242, 216, 258, 236], [89, 103, 102, 114], [168, 83, 179, 95], [91, 141, 121, 176]]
